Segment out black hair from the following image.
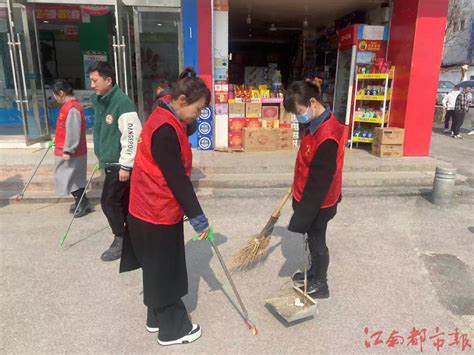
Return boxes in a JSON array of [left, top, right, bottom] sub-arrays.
[[87, 61, 116, 86], [53, 80, 74, 96], [454, 85, 460, 89], [171, 67, 211, 106], [283, 79, 322, 113]]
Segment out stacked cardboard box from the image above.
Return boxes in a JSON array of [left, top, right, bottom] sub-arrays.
[[228, 101, 295, 151], [372, 127, 405, 158]]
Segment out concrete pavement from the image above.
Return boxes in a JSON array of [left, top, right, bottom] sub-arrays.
[[1, 193, 472, 353]]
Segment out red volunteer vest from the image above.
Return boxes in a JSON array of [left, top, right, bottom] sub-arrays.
[[54, 100, 87, 157], [129, 106, 193, 225], [293, 114, 348, 208]]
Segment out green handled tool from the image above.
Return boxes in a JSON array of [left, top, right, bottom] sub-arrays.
[[16, 140, 54, 201], [60, 164, 99, 247], [195, 227, 259, 336]]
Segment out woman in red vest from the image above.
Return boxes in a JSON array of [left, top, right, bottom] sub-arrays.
[[53, 81, 91, 217], [283, 78, 348, 299], [120, 68, 211, 346]]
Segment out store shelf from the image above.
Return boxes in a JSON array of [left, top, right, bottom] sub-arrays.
[[357, 73, 389, 80], [352, 136, 374, 143], [356, 95, 388, 101], [262, 98, 283, 104], [354, 117, 384, 124]]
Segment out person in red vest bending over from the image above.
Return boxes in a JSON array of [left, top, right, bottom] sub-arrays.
[[53, 80, 91, 217], [120, 67, 211, 346], [283, 78, 348, 299]]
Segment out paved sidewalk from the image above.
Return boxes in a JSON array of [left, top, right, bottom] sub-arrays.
[[1, 194, 472, 353]]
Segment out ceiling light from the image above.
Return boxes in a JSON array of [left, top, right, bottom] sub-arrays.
[[246, 13, 251, 25], [157, 23, 162, 27], [303, 17, 309, 28], [269, 23, 277, 32]]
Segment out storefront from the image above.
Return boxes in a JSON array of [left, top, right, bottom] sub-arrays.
[[0, 0, 449, 156], [210, 0, 449, 156], [0, 0, 193, 145]]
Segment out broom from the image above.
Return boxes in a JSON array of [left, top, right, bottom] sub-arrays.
[[233, 187, 293, 270]]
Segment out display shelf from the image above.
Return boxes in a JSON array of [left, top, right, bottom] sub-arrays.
[[354, 116, 384, 124], [356, 95, 388, 101], [262, 98, 283, 104], [352, 136, 374, 143], [357, 73, 389, 80]]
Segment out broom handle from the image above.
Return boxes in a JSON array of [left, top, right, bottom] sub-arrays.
[[271, 187, 293, 218]]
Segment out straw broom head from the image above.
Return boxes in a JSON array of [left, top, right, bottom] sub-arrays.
[[232, 233, 272, 271]]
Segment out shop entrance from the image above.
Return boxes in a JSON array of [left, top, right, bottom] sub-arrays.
[[0, 0, 182, 145]]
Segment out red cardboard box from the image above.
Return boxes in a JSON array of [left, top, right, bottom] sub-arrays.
[[215, 92, 228, 103], [245, 117, 262, 128], [228, 131, 243, 148], [228, 117, 245, 132], [262, 105, 280, 119]]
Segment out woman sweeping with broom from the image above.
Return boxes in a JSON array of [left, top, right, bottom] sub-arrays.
[[283, 78, 348, 299], [120, 67, 211, 346]]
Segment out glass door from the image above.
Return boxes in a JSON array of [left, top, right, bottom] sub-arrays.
[[133, 7, 182, 121], [2, 0, 50, 145]]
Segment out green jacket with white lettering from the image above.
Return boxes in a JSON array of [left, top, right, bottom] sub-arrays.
[[91, 85, 142, 170]]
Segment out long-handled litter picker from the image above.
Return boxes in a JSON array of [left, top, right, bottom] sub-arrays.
[[233, 187, 293, 270], [196, 227, 259, 336], [16, 140, 54, 201], [60, 164, 99, 247]]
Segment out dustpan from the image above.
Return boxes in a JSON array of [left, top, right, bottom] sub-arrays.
[[265, 236, 318, 323]]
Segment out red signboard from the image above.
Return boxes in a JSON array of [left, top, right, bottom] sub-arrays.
[[36, 5, 82, 23], [337, 25, 358, 49]]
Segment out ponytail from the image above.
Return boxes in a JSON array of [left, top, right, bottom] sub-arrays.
[[171, 67, 211, 106]]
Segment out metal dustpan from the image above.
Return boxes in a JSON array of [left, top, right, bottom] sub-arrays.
[[265, 236, 318, 324], [265, 285, 318, 323]]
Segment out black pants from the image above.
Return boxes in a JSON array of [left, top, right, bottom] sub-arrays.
[[307, 204, 338, 255], [452, 111, 466, 135], [101, 165, 130, 237], [444, 110, 455, 130], [147, 300, 192, 341]]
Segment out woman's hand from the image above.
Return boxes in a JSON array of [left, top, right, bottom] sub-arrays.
[[62, 153, 71, 161], [197, 227, 210, 241]]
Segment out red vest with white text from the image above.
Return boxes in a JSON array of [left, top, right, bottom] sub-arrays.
[[129, 106, 192, 225], [293, 114, 348, 208], [54, 100, 87, 157]]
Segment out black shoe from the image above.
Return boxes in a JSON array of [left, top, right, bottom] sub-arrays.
[[305, 279, 330, 299], [69, 202, 77, 214], [157, 324, 202, 346], [100, 236, 123, 262], [74, 197, 92, 218]]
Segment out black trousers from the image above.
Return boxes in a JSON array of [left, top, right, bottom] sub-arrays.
[[452, 111, 466, 135], [444, 110, 455, 130], [307, 204, 338, 256], [101, 165, 130, 237], [147, 300, 192, 342]]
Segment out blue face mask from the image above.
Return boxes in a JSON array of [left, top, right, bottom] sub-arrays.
[[296, 106, 313, 124]]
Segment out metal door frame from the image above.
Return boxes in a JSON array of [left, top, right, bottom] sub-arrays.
[[3, 0, 51, 144], [133, 6, 183, 121]]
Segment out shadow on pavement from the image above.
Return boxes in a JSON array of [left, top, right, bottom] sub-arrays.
[[63, 224, 110, 250], [185, 233, 247, 323], [0, 174, 23, 208], [272, 226, 305, 278]]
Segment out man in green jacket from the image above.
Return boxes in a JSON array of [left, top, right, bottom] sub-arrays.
[[88, 62, 142, 261]]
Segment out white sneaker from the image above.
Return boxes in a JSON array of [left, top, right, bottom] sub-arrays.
[[146, 325, 159, 333], [468, 130, 474, 136], [453, 134, 463, 139], [157, 324, 201, 346], [443, 128, 450, 133]]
